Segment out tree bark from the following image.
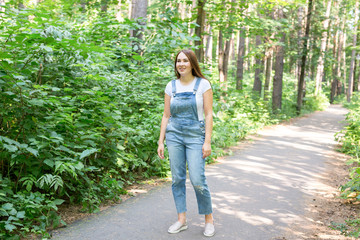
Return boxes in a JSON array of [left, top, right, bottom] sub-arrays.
[[236, 28, 245, 90], [296, 0, 313, 114], [347, 0, 359, 102], [189, 0, 197, 44], [354, 60, 358, 92], [357, 60, 360, 91], [218, 30, 231, 94], [253, 35, 263, 95], [264, 50, 273, 101], [336, 11, 346, 95], [272, 8, 285, 112], [130, 0, 148, 54], [80, 0, 87, 13], [330, 1, 340, 104], [195, 0, 206, 63], [101, 0, 108, 14], [205, 25, 213, 65], [314, 0, 332, 95]]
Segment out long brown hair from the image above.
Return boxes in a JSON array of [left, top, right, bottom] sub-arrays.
[[174, 49, 206, 79]]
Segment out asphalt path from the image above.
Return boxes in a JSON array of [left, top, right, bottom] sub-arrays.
[[51, 105, 348, 240]]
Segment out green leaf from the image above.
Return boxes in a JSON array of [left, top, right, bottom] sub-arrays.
[[132, 55, 143, 61], [5, 223, 16, 232], [3, 144, 18, 152], [79, 148, 98, 160], [16, 211, 25, 219], [44, 159, 55, 168], [0, 208, 9, 217], [74, 162, 84, 170], [26, 147, 38, 157], [28, 99, 45, 106], [2, 203, 13, 210], [53, 199, 65, 205]]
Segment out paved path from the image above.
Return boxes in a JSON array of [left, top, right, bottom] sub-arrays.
[[52, 105, 348, 240]]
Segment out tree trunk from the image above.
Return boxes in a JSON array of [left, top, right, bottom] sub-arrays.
[[218, 30, 231, 95], [130, 0, 148, 54], [296, 0, 313, 114], [253, 35, 263, 95], [101, 0, 108, 14], [272, 9, 285, 112], [336, 12, 346, 95], [195, 0, 206, 63], [357, 61, 360, 92], [80, 0, 87, 13], [205, 25, 213, 65], [330, 2, 340, 104], [236, 28, 246, 90], [343, 31, 347, 93], [264, 50, 273, 101], [296, 6, 304, 80], [189, 0, 197, 44], [355, 26, 360, 92], [354, 60, 358, 92], [245, 34, 250, 71], [314, 0, 332, 95], [347, 0, 359, 102], [218, 30, 225, 92]]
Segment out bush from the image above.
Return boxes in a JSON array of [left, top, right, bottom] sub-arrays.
[[334, 92, 360, 237]]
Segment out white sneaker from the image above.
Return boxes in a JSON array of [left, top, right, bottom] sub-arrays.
[[203, 223, 215, 237], [168, 221, 188, 234]]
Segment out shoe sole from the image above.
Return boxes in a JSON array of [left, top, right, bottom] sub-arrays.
[[203, 230, 215, 237], [168, 225, 188, 234]]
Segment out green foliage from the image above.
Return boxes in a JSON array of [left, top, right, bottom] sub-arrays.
[[0, 1, 333, 238], [0, 174, 65, 239], [334, 92, 360, 237], [331, 219, 360, 238], [0, 4, 189, 238]]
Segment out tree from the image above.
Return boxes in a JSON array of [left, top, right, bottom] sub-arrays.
[[264, 49, 273, 101], [330, 0, 342, 103], [195, 0, 207, 63], [236, 27, 246, 90], [347, 0, 359, 102], [314, 0, 332, 95], [218, 29, 232, 93], [272, 8, 286, 112], [130, 0, 148, 54], [253, 35, 264, 95], [297, 0, 313, 114]]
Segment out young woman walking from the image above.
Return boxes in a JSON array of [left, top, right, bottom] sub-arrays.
[[157, 49, 215, 237]]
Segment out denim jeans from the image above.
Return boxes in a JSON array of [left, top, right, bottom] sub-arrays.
[[166, 119, 213, 215]]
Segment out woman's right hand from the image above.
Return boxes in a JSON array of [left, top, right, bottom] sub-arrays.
[[157, 143, 165, 159]]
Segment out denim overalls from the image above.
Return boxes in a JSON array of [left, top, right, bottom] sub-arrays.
[[165, 77, 213, 215]]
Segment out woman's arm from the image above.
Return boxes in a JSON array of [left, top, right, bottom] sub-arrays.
[[157, 94, 171, 159], [202, 89, 213, 158]]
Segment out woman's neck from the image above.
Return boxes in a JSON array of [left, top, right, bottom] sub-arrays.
[[180, 74, 195, 85]]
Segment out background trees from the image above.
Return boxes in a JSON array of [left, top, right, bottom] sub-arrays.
[[0, 0, 359, 238]]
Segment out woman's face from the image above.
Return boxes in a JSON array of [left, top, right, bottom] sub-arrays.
[[176, 52, 193, 77]]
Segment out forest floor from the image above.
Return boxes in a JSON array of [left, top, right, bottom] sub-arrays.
[[52, 105, 359, 240]]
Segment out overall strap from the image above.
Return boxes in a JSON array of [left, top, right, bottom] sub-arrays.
[[193, 77, 201, 94], [171, 80, 176, 97]]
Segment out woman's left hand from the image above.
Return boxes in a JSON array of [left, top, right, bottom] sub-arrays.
[[202, 142, 211, 159]]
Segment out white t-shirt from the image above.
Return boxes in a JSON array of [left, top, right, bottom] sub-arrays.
[[165, 78, 212, 121]]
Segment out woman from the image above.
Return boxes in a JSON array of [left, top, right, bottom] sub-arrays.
[[157, 49, 215, 237]]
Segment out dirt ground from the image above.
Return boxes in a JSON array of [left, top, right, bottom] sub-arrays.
[[282, 147, 360, 240]]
